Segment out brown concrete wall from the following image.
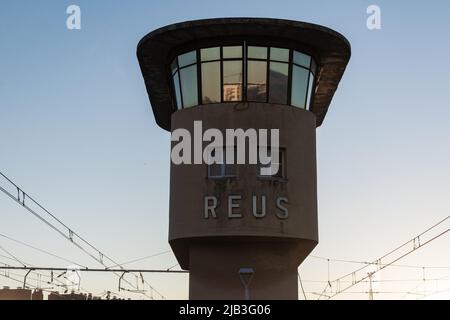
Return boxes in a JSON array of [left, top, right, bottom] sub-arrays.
[[169, 102, 318, 299], [189, 241, 302, 300]]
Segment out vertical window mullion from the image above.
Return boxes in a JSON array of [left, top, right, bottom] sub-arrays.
[[177, 61, 184, 109], [243, 41, 247, 102], [266, 49, 270, 103], [309, 73, 316, 111], [220, 47, 224, 103], [287, 49, 293, 106], [304, 68, 311, 110], [197, 49, 202, 106]]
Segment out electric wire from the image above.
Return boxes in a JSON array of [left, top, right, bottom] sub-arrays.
[[0, 232, 88, 268], [316, 216, 450, 300], [0, 171, 161, 299]]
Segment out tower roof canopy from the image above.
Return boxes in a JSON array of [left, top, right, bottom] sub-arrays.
[[137, 18, 351, 130]]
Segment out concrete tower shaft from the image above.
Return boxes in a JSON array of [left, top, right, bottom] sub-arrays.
[[137, 18, 351, 299]]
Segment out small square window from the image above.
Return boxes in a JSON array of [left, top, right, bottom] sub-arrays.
[[207, 147, 237, 179], [257, 148, 286, 179], [209, 163, 223, 177]]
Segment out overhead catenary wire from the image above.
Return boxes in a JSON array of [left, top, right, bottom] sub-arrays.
[[417, 286, 450, 300], [109, 250, 172, 268], [0, 171, 162, 299], [0, 251, 91, 295], [297, 272, 307, 300], [0, 268, 110, 298], [166, 263, 181, 271], [308, 255, 450, 270], [299, 277, 450, 284], [0, 232, 88, 268], [0, 244, 27, 267], [0, 261, 70, 291], [2, 171, 449, 300], [0, 265, 188, 273], [316, 215, 450, 300]]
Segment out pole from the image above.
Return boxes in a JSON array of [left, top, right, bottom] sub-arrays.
[[244, 285, 250, 300]]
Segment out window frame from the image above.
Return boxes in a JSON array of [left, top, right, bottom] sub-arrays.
[[256, 147, 287, 181], [207, 146, 238, 180], [170, 43, 317, 111]]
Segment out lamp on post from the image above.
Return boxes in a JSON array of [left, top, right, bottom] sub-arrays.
[[238, 268, 254, 300]]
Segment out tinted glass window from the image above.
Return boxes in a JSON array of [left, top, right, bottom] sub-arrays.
[[201, 47, 220, 62], [180, 65, 198, 108], [201, 61, 221, 104], [209, 163, 222, 177], [223, 61, 242, 101], [269, 62, 289, 104], [247, 60, 267, 102], [172, 72, 182, 109], [208, 148, 237, 178], [293, 51, 311, 68], [291, 65, 309, 108], [178, 50, 197, 68], [270, 47, 289, 62], [306, 72, 314, 109], [248, 46, 267, 59], [223, 46, 242, 59], [171, 45, 315, 110]]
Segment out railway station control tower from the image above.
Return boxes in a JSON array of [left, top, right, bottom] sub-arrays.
[[137, 18, 350, 299]]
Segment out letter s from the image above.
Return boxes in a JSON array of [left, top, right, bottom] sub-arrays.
[[276, 197, 288, 219]]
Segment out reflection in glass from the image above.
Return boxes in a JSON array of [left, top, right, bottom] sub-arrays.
[[248, 46, 267, 59], [172, 72, 182, 109], [223, 61, 242, 101], [247, 60, 267, 102], [269, 62, 288, 104], [291, 65, 309, 109], [180, 65, 198, 108], [201, 62, 221, 104], [223, 46, 242, 59], [293, 51, 311, 68], [270, 47, 289, 62], [171, 46, 316, 110], [178, 50, 197, 68], [201, 47, 220, 62], [306, 72, 314, 109]]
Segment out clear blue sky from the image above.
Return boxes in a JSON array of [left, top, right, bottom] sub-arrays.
[[1, 0, 450, 299]]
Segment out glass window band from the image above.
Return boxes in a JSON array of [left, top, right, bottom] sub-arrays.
[[170, 44, 317, 111]]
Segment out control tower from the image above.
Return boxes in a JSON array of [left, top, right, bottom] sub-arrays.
[[137, 18, 350, 299]]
